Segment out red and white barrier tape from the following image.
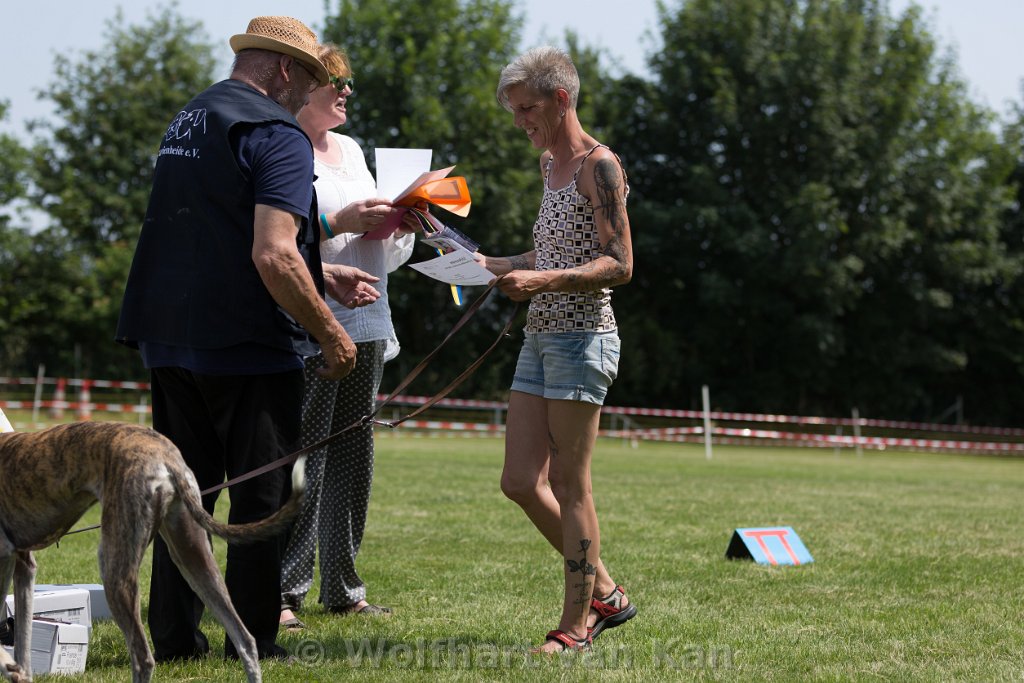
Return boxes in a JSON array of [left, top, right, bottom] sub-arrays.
[[0, 400, 149, 414], [0, 376, 151, 390], [5, 376, 1024, 439], [399, 420, 504, 433], [618, 426, 1024, 454]]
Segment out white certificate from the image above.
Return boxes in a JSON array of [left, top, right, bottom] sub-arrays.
[[408, 250, 495, 286]]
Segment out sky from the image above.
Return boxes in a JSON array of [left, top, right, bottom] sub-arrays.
[[0, 0, 1021, 135]]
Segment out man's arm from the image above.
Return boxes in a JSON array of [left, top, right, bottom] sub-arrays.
[[251, 203, 356, 379]]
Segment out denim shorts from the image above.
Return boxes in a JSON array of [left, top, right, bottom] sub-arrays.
[[510, 331, 621, 405]]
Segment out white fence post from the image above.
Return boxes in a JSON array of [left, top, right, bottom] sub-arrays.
[[702, 384, 713, 460], [852, 407, 863, 457], [32, 364, 45, 424]]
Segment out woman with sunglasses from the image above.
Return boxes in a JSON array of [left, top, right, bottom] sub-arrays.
[[279, 43, 417, 628]]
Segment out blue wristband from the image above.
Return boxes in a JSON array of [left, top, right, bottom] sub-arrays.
[[319, 213, 334, 238]]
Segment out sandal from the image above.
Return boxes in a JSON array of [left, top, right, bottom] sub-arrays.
[[282, 606, 305, 634], [280, 616, 305, 631], [589, 585, 637, 639], [532, 629, 592, 653], [279, 607, 306, 631]]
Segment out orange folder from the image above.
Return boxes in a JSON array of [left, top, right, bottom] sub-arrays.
[[398, 175, 471, 217], [363, 169, 472, 240]]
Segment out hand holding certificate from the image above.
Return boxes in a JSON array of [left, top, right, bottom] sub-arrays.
[[372, 148, 493, 292], [406, 210, 492, 286]]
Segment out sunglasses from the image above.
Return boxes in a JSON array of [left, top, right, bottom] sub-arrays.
[[329, 75, 355, 93]]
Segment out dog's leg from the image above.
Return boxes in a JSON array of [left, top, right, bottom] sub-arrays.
[[0, 552, 10, 603], [10, 551, 35, 683], [159, 509, 261, 683], [0, 552, 26, 683], [98, 532, 155, 683]]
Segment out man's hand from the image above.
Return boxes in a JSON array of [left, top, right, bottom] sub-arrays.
[[323, 264, 381, 309], [318, 330, 358, 379]]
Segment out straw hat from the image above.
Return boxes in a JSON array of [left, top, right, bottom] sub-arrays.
[[230, 16, 329, 86]]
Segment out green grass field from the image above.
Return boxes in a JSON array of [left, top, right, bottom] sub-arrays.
[[16, 432, 1024, 681]]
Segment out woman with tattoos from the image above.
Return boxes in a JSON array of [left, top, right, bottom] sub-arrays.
[[478, 46, 637, 654]]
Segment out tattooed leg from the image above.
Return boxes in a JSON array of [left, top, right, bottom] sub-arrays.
[[541, 399, 603, 649], [503, 393, 624, 649], [568, 539, 598, 619]]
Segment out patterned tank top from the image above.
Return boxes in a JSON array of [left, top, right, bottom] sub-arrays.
[[526, 144, 627, 334]]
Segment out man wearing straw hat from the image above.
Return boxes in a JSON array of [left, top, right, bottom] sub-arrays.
[[116, 16, 380, 663]]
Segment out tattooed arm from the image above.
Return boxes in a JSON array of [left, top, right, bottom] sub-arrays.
[[560, 150, 633, 290], [497, 150, 633, 302], [475, 250, 536, 276]]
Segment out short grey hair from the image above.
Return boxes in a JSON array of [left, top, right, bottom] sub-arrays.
[[231, 49, 280, 86], [496, 46, 580, 112]]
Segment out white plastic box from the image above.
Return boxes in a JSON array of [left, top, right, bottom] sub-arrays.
[[33, 584, 110, 621], [3, 588, 92, 628], [2, 619, 89, 675]]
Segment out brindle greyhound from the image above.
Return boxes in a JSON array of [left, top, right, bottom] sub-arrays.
[[0, 420, 306, 683]]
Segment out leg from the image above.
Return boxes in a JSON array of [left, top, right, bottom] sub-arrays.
[[538, 399, 603, 650], [502, 392, 619, 600], [504, 332, 632, 652], [280, 355, 333, 623], [196, 370, 302, 657], [0, 553, 24, 683], [319, 342, 383, 611], [98, 507, 161, 683], [147, 368, 219, 661], [0, 553, 22, 683], [278, 444, 323, 625], [158, 510, 260, 682], [11, 551, 36, 680]]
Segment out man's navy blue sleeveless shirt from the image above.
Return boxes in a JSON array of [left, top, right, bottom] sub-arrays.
[[116, 80, 323, 365]]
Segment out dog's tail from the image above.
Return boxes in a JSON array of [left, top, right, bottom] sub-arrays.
[[176, 454, 307, 545]]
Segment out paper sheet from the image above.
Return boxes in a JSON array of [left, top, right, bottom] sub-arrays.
[[408, 250, 495, 286], [374, 148, 433, 200]]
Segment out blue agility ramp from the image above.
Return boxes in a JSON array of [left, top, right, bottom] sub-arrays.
[[725, 526, 813, 566]]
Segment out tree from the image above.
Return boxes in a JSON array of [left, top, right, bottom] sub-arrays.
[[323, 0, 538, 397], [0, 100, 35, 373], [0, 103, 27, 221], [27, 8, 217, 379], [955, 96, 1024, 424], [600, 0, 1018, 421]]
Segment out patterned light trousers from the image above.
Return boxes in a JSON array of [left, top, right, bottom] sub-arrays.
[[280, 340, 384, 611]]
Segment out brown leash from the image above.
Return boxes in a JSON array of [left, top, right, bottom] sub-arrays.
[[201, 277, 518, 495], [62, 278, 519, 538]]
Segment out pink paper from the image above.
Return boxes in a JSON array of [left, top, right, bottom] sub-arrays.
[[361, 207, 409, 240]]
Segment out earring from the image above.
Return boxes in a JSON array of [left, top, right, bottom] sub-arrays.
[[559, 110, 565, 118]]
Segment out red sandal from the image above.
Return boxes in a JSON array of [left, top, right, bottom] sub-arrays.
[[589, 585, 637, 639], [532, 629, 592, 653]]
